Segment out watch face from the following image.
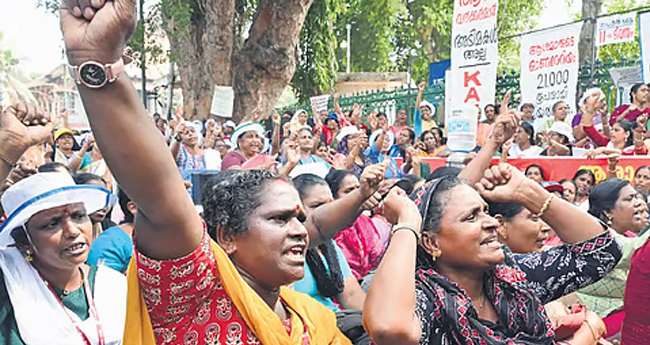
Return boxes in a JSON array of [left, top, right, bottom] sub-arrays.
[[79, 62, 107, 88]]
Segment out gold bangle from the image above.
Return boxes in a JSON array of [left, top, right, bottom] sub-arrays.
[[0, 152, 16, 166], [535, 195, 554, 218], [391, 223, 420, 241], [583, 320, 598, 341]]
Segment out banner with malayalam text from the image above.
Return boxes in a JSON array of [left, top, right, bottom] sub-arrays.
[[520, 22, 582, 132], [640, 11, 650, 83], [415, 157, 648, 184], [450, 0, 499, 111], [596, 13, 636, 47]]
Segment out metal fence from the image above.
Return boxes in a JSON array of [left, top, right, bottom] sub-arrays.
[[288, 56, 642, 125]]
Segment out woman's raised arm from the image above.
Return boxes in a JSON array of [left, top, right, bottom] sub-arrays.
[[60, 0, 202, 260]]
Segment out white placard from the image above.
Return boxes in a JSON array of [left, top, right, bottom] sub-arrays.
[[449, 0, 499, 111], [210, 86, 234, 118], [520, 22, 583, 132], [310, 95, 330, 113], [609, 66, 643, 105], [640, 11, 650, 83], [596, 13, 636, 47], [288, 162, 330, 179]]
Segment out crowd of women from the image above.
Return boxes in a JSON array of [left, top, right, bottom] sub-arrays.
[[1, 1, 650, 344]]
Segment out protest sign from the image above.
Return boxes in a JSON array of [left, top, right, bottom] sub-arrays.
[[310, 95, 330, 113], [520, 22, 582, 132], [449, 0, 499, 111], [609, 66, 643, 105], [640, 11, 650, 83], [596, 13, 636, 47], [399, 157, 648, 184], [210, 86, 234, 118]]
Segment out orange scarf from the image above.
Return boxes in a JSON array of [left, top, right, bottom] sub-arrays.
[[123, 239, 350, 345]]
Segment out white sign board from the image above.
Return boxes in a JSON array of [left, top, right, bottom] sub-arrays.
[[449, 0, 499, 111], [596, 13, 636, 47], [609, 66, 643, 105], [520, 22, 583, 132], [310, 95, 330, 113], [210, 86, 234, 118], [640, 11, 650, 83]]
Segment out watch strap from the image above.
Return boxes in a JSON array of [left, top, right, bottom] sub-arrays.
[[106, 58, 125, 82]]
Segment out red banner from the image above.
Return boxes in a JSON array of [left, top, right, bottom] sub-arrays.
[[417, 157, 650, 183]]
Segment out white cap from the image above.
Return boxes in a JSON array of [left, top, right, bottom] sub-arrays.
[[369, 129, 395, 147], [336, 126, 363, 142], [0, 172, 114, 244], [549, 122, 574, 142]]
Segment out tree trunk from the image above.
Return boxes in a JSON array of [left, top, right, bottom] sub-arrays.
[[167, 0, 312, 123], [578, 0, 601, 66], [232, 0, 314, 123], [167, 0, 236, 120]]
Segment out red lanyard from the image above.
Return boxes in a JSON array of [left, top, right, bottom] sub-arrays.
[[44, 268, 106, 345]]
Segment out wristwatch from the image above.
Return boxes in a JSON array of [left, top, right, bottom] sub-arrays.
[[70, 58, 125, 89]]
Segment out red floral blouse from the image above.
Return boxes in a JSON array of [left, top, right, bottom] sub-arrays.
[[136, 235, 309, 345]]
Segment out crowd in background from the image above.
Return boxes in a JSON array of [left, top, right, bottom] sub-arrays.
[[2, 1, 650, 345]]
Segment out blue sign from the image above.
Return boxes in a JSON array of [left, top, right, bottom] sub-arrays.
[[429, 60, 451, 85]]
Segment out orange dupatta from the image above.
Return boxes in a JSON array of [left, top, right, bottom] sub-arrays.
[[123, 239, 350, 345]]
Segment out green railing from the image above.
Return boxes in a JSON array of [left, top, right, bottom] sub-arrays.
[[288, 55, 642, 124]]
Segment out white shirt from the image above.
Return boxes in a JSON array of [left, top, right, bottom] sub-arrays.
[[508, 143, 544, 158]]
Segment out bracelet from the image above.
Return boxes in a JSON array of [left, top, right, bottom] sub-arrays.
[[175, 135, 182, 142], [0, 151, 16, 166], [391, 223, 420, 241], [583, 320, 599, 341], [535, 195, 554, 218]]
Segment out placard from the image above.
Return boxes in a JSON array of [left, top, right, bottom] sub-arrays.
[[596, 13, 636, 47], [640, 11, 650, 83], [310, 95, 330, 113], [210, 86, 234, 118], [520, 22, 583, 132], [396, 157, 649, 184], [449, 0, 499, 111], [609, 66, 643, 105]]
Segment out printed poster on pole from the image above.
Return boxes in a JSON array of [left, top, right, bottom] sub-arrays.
[[520, 22, 583, 132], [596, 13, 636, 47], [449, 0, 499, 111], [640, 11, 650, 83]]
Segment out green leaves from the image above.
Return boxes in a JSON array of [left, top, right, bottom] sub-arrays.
[[292, 0, 342, 102], [0, 33, 18, 71]]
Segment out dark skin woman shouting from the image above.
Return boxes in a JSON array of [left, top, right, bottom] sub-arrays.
[[364, 164, 622, 345], [58, 0, 387, 343]]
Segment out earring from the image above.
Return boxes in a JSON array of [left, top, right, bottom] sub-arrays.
[[25, 249, 33, 262], [607, 216, 613, 226]]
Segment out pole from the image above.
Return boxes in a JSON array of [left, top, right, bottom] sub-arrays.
[[166, 62, 175, 120], [139, 0, 147, 108], [346, 24, 351, 73]]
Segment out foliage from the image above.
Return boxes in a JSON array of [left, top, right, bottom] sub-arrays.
[[335, 0, 407, 73], [292, 0, 343, 102], [0, 33, 18, 71], [332, 0, 542, 84]]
